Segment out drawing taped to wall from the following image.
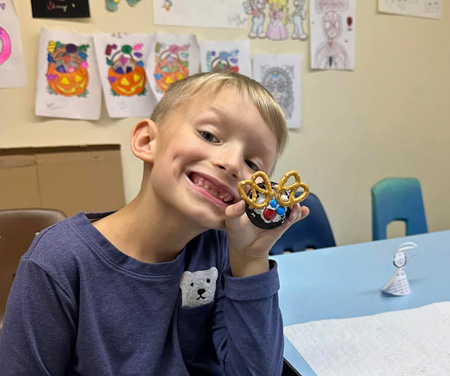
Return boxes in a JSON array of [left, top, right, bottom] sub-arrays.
[[36, 27, 102, 120], [310, 0, 355, 71], [242, 0, 309, 41], [200, 40, 251, 77], [31, 0, 91, 18], [0, 0, 27, 88], [146, 33, 199, 102], [46, 41, 90, 97], [94, 32, 156, 118], [253, 54, 302, 128], [153, 0, 247, 29], [378, 0, 442, 19]]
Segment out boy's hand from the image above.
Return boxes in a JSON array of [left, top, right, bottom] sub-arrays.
[[225, 201, 309, 278]]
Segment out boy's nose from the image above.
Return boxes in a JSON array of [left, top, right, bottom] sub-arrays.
[[217, 163, 239, 180]]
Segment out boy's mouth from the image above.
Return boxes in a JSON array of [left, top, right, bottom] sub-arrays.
[[189, 172, 234, 204]]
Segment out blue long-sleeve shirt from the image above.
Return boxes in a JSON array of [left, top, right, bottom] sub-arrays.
[[0, 212, 284, 375]]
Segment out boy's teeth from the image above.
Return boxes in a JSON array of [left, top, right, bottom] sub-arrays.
[[192, 174, 232, 203]]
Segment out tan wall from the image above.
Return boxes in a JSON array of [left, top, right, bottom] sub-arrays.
[[1, 1, 449, 245]]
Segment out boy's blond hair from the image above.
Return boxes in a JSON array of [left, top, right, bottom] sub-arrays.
[[150, 72, 288, 154]]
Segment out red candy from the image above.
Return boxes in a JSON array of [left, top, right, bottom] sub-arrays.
[[263, 208, 277, 221]]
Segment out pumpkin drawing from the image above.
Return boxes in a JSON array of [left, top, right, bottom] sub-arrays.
[[106, 44, 147, 96], [46, 42, 90, 97], [208, 50, 239, 73], [154, 44, 190, 93]]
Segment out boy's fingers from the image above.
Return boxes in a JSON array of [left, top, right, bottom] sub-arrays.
[[286, 204, 309, 226], [225, 200, 246, 219], [225, 200, 246, 232]]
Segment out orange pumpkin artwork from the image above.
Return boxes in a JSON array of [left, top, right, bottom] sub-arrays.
[[106, 43, 147, 97], [153, 43, 190, 93], [46, 41, 90, 97]]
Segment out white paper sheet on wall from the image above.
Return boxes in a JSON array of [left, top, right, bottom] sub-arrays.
[[93, 32, 156, 118], [378, 0, 443, 20], [253, 54, 302, 129], [284, 302, 450, 376], [146, 32, 200, 102], [199, 40, 251, 77], [310, 0, 356, 71], [35, 27, 102, 120], [0, 0, 27, 89], [153, 0, 247, 29]]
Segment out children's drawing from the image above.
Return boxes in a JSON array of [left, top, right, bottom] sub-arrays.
[[146, 33, 200, 101], [106, 0, 141, 12], [253, 54, 302, 128], [264, 67, 294, 118], [266, 0, 289, 40], [0, 27, 11, 65], [31, 0, 90, 18], [94, 33, 155, 118], [207, 50, 239, 73], [46, 41, 90, 97], [36, 27, 101, 120], [310, 0, 356, 71], [154, 43, 190, 93], [106, 43, 146, 97], [242, 0, 267, 38], [0, 0, 27, 89], [200, 40, 251, 77], [378, 0, 442, 19], [290, 0, 308, 40], [162, 0, 173, 11], [153, 0, 247, 29]]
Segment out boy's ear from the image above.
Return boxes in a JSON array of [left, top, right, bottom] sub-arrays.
[[131, 119, 158, 163]]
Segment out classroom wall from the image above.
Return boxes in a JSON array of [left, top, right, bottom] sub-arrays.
[[1, 1, 449, 246]]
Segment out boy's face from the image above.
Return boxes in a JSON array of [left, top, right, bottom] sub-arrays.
[[149, 86, 278, 230]]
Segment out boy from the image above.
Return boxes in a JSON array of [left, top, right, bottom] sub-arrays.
[[0, 72, 308, 375]]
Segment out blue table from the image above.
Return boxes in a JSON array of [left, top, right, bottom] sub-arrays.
[[272, 230, 450, 376]]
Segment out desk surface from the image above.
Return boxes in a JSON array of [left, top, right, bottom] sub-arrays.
[[272, 230, 450, 376]]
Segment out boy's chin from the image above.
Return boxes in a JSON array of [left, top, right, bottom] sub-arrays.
[[193, 215, 227, 232]]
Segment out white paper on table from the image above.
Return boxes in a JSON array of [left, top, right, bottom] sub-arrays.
[[0, 0, 27, 88], [382, 268, 411, 296], [153, 0, 247, 29], [199, 40, 251, 77], [93, 32, 156, 118], [253, 54, 302, 129], [284, 302, 450, 376], [146, 32, 200, 102], [382, 242, 417, 296], [35, 27, 102, 120], [310, 0, 356, 71], [378, 0, 442, 20]]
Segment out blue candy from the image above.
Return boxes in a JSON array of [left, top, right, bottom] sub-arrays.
[[276, 206, 286, 216]]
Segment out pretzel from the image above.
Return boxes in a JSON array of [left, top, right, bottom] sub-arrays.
[[237, 171, 273, 209], [274, 170, 309, 207], [238, 170, 309, 209]]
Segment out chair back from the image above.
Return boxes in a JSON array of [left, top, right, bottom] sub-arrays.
[[0, 209, 66, 330], [270, 192, 336, 255], [371, 177, 428, 240]]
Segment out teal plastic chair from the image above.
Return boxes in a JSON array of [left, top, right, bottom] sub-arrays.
[[371, 178, 428, 240]]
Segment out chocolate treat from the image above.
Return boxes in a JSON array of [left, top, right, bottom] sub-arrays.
[[237, 170, 309, 230], [245, 182, 292, 230]]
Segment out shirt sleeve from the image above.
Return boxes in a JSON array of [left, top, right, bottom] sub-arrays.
[[0, 258, 77, 375], [209, 234, 284, 376]]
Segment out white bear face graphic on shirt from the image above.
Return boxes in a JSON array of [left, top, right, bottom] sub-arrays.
[[180, 267, 218, 308]]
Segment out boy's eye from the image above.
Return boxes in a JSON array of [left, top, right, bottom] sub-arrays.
[[245, 160, 260, 171], [200, 131, 219, 143]]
